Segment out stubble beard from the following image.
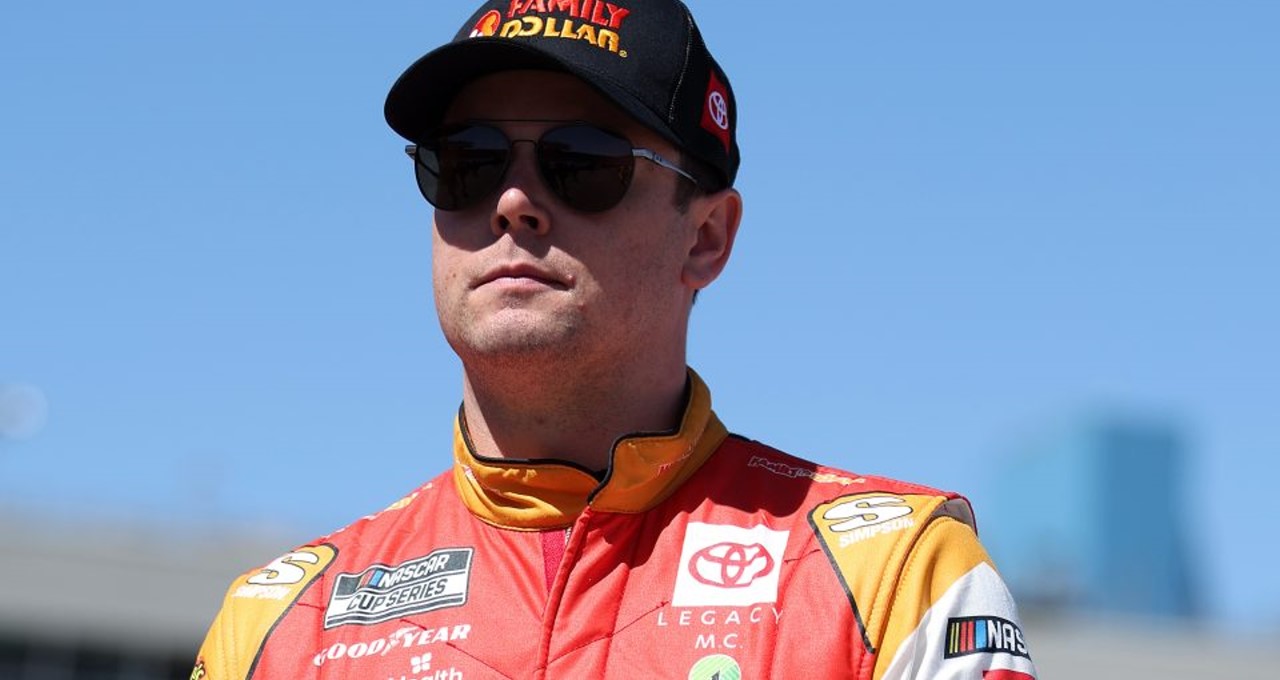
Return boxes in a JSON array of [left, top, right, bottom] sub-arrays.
[[444, 301, 589, 371]]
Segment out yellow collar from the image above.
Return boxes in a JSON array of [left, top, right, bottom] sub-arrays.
[[451, 370, 728, 530]]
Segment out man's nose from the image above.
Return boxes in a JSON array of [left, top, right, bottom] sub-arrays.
[[492, 142, 551, 236]]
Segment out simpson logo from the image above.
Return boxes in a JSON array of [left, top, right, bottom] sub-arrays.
[[700, 71, 732, 152], [818, 494, 915, 547], [672, 523, 788, 607], [248, 550, 321, 586], [235, 546, 336, 600], [491, 0, 634, 56], [233, 583, 291, 600], [945, 616, 1031, 660], [324, 548, 473, 628]]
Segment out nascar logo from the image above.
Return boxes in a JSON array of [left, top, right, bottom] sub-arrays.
[[324, 548, 473, 628], [945, 616, 1030, 659]]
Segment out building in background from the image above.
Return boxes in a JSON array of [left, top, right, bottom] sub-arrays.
[[984, 413, 1199, 619], [0, 510, 286, 680]]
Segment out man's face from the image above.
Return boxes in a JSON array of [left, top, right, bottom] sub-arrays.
[[430, 70, 698, 371]]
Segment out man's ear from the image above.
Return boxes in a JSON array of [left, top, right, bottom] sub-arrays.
[[681, 188, 743, 290]]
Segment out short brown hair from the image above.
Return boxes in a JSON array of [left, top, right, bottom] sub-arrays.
[[672, 151, 728, 213]]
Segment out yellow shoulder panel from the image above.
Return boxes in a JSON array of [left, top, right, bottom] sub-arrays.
[[871, 518, 992, 679], [193, 544, 337, 680], [808, 493, 978, 658]]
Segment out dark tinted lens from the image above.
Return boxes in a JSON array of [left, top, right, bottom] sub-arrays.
[[537, 125, 635, 212], [416, 125, 510, 211]]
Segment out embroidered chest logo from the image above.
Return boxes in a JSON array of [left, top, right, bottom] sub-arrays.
[[689, 542, 774, 588], [672, 523, 789, 607], [324, 548, 474, 628]]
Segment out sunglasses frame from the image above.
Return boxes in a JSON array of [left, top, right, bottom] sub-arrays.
[[403, 119, 699, 213]]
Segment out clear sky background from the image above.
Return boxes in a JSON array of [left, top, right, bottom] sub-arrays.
[[2, 1, 1276, 631]]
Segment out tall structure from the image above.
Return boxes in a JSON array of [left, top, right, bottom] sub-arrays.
[[983, 413, 1199, 619]]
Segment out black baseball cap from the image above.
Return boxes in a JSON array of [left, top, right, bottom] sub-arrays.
[[384, 0, 739, 188]]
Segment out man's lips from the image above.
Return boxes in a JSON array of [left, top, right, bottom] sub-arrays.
[[474, 264, 569, 290]]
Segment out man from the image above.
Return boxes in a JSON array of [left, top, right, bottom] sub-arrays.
[[194, 1, 1037, 678]]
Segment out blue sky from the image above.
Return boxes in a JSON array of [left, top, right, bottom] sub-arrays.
[[2, 1, 1276, 630]]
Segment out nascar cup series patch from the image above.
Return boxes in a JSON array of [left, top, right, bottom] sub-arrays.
[[324, 548, 474, 628]]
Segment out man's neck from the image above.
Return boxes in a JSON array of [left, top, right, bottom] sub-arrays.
[[457, 359, 689, 471]]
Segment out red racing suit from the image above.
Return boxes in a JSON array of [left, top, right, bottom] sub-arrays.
[[195, 373, 1037, 679]]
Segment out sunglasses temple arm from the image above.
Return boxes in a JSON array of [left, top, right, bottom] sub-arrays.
[[633, 149, 698, 187]]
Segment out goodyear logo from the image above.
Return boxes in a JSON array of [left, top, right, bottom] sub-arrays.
[[944, 616, 1030, 660], [472, 1, 634, 57]]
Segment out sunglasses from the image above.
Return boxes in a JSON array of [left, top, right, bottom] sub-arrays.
[[404, 120, 698, 213]]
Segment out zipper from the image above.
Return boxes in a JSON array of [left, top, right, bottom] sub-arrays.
[[535, 510, 592, 678], [540, 527, 571, 594]]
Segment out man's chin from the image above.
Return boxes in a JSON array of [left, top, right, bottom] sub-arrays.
[[450, 324, 580, 362]]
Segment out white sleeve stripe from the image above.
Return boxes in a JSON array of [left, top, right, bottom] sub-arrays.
[[880, 562, 1038, 680]]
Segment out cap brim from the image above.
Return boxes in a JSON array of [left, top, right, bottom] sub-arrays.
[[384, 39, 677, 149]]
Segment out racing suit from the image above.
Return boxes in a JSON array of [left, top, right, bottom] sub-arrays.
[[194, 372, 1037, 679]]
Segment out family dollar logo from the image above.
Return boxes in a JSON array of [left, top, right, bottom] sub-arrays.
[[490, 1, 634, 57], [471, 10, 503, 37]]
